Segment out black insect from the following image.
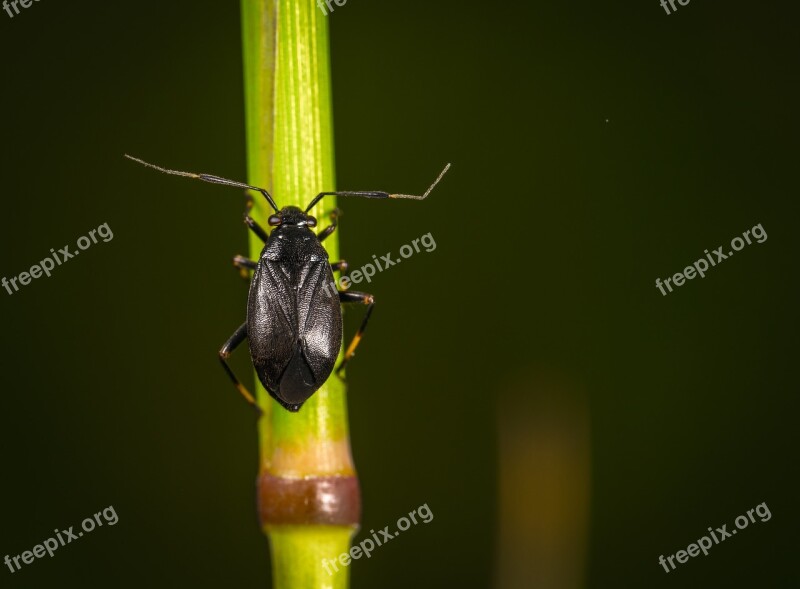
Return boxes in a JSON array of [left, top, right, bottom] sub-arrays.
[[125, 155, 449, 412]]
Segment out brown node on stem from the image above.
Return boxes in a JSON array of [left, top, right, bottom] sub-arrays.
[[258, 473, 361, 527]]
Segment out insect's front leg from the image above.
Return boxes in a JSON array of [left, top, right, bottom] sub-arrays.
[[336, 290, 375, 375], [317, 208, 342, 243], [244, 215, 269, 242], [330, 260, 348, 273], [219, 323, 263, 415]]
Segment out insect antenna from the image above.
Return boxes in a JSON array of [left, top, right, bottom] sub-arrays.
[[304, 163, 451, 212], [124, 154, 280, 213]]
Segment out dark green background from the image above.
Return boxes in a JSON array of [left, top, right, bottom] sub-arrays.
[[1, 1, 798, 587]]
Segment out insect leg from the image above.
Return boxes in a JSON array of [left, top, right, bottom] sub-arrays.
[[330, 260, 348, 273], [336, 291, 375, 375], [317, 208, 342, 242], [244, 215, 269, 242], [219, 323, 263, 415], [233, 255, 257, 279]]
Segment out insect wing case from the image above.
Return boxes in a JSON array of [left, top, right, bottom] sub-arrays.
[[247, 227, 343, 410]]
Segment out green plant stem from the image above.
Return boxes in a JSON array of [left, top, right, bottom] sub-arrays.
[[241, 1, 358, 588]]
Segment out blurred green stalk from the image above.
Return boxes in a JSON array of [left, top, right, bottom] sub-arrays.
[[241, 1, 359, 587]]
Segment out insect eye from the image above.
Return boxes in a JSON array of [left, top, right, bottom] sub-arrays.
[[268, 215, 282, 226], [307, 217, 317, 228]]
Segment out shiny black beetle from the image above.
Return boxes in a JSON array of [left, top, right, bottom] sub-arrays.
[[126, 155, 449, 412]]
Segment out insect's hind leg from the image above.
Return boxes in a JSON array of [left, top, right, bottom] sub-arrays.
[[219, 322, 263, 415], [336, 290, 375, 375]]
